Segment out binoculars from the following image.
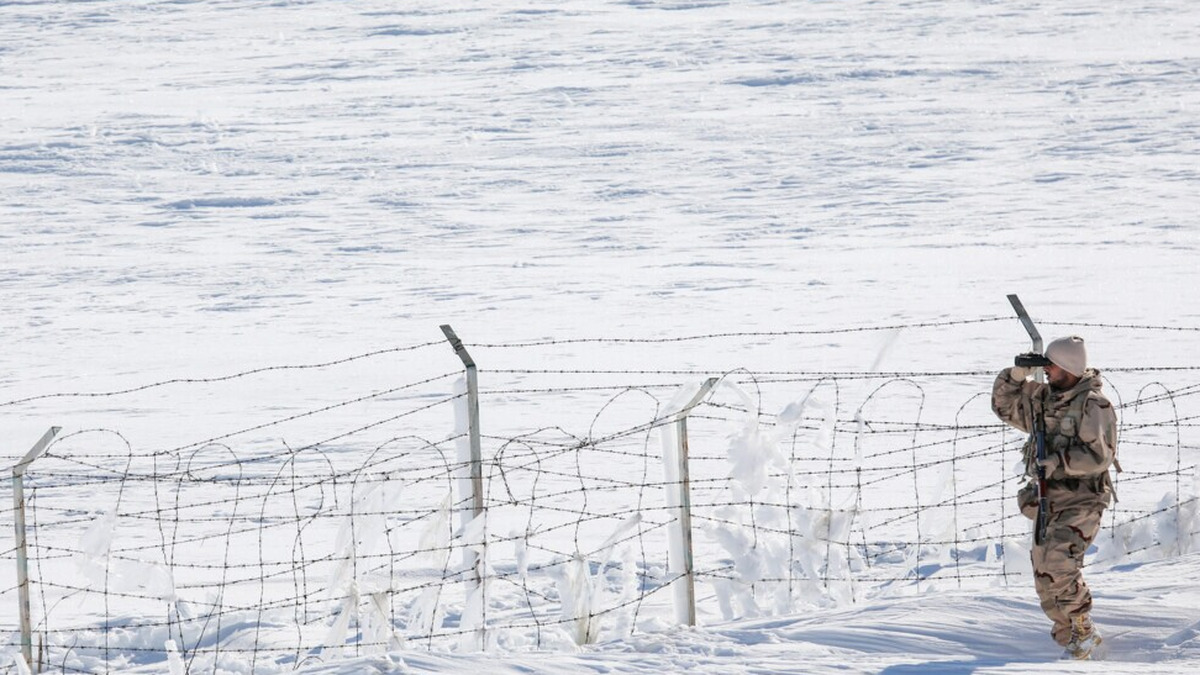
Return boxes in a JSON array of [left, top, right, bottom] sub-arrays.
[[1014, 352, 1053, 368]]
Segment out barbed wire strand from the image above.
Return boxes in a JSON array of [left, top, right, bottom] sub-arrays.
[[0, 340, 446, 409]]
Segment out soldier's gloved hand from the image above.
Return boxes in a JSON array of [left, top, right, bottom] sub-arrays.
[[1037, 453, 1060, 472], [1009, 366, 1032, 382]]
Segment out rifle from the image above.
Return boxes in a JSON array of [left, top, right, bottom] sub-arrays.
[[1031, 390, 1049, 545], [1007, 294, 1049, 545]]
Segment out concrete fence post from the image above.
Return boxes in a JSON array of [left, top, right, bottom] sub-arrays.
[[12, 426, 60, 672], [439, 325, 486, 647], [667, 378, 717, 626]]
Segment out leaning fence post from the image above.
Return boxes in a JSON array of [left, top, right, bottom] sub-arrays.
[[12, 426, 60, 672], [665, 378, 717, 627], [1007, 295, 1044, 385], [439, 325, 486, 646]]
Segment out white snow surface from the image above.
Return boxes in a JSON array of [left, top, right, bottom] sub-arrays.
[[3, 0, 1200, 673]]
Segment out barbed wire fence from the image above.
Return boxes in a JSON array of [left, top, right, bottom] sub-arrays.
[[0, 317, 1197, 673]]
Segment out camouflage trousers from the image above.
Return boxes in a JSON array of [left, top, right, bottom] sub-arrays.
[[1031, 505, 1105, 646]]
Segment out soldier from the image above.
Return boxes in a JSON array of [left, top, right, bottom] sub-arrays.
[[991, 335, 1118, 660]]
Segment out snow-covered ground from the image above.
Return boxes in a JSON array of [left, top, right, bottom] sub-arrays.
[[302, 552, 1200, 674], [3, 0, 1200, 673]]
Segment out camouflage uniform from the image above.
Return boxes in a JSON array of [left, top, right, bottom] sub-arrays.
[[991, 367, 1117, 647]]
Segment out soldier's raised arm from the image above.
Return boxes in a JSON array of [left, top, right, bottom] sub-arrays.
[[992, 365, 1039, 434]]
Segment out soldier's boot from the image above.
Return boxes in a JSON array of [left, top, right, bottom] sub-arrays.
[[1062, 613, 1101, 660]]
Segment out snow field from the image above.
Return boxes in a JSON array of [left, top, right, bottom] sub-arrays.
[[4, 0, 1200, 673]]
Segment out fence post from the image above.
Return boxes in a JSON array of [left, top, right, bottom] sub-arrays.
[[1007, 295, 1044, 384], [439, 325, 486, 646], [12, 426, 60, 672], [670, 378, 717, 627]]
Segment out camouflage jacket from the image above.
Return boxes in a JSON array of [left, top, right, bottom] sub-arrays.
[[992, 367, 1118, 511]]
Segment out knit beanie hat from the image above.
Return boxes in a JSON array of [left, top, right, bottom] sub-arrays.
[[1045, 335, 1087, 377]]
